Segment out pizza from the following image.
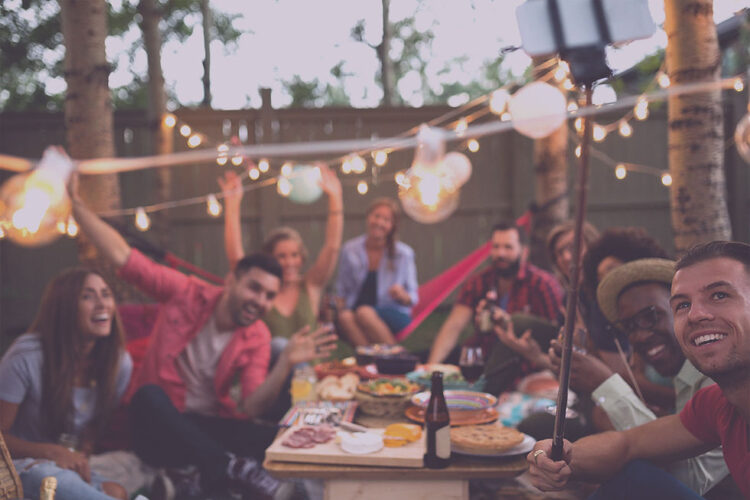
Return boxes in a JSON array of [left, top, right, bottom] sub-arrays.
[[450, 424, 524, 454]]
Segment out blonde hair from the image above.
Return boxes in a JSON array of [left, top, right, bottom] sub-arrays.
[[262, 226, 308, 264]]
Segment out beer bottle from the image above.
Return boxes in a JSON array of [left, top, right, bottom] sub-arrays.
[[424, 371, 451, 468], [40, 476, 57, 500]]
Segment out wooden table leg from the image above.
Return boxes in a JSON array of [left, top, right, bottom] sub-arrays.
[[324, 478, 469, 500]]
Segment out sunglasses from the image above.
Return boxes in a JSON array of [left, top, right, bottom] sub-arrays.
[[615, 305, 662, 335]]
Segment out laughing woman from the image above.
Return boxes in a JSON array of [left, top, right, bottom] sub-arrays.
[[335, 198, 418, 346], [0, 269, 132, 500]]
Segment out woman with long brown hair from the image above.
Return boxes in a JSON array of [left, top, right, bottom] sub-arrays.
[[0, 268, 132, 500], [335, 197, 418, 345]]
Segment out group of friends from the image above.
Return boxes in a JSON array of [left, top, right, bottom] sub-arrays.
[[0, 161, 747, 500]]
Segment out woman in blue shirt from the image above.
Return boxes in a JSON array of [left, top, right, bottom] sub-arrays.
[[336, 198, 418, 345]]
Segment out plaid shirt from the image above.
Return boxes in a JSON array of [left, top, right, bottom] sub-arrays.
[[459, 262, 563, 358]]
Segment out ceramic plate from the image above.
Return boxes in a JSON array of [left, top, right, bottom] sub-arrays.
[[406, 370, 486, 392], [404, 406, 499, 426], [452, 433, 536, 457], [410, 390, 497, 411]]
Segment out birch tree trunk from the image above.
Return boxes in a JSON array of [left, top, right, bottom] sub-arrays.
[[139, 0, 173, 246], [200, 0, 212, 107], [665, 0, 732, 252], [378, 0, 395, 107], [60, 0, 129, 298]]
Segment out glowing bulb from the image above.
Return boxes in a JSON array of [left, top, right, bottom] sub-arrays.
[[501, 112, 511, 122], [373, 150, 388, 166], [657, 73, 671, 88], [285, 165, 323, 204], [135, 208, 150, 231], [574, 118, 584, 133], [635, 99, 649, 120], [57, 220, 67, 234], [489, 89, 510, 115], [216, 156, 228, 166], [619, 121, 633, 137], [341, 158, 352, 174], [563, 79, 574, 90], [615, 164, 627, 179], [467, 139, 479, 152], [350, 155, 367, 174], [258, 159, 270, 172], [231, 155, 243, 166], [554, 67, 567, 82], [281, 163, 293, 177], [248, 168, 260, 180], [277, 177, 292, 196], [187, 134, 202, 148], [509, 82, 567, 139], [734, 78, 744, 92], [206, 194, 222, 217], [0, 147, 74, 247], [395, 171, 407, 187], [575, 145, 582, 158], [455, 119, 468, 137], [567, 100, 578, 112], [357, 180, 369, 195], [0, 225, 5, 239], [163, 114, 177, 128], [65, 216, 78, 237], [559, 61, 570, 73], [661, 173, 673, 186], [217, 144, 229, 154], [593, 124, 607, 142], [179, 124, 191, 137]]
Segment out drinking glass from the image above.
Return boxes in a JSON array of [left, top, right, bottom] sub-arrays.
[[459, 346, 484, 384]]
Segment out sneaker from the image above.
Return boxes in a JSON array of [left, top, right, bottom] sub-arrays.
[[226, 453, 281, 499]]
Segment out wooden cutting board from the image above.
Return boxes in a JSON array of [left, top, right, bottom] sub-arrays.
[[265, 426, 425, 468]]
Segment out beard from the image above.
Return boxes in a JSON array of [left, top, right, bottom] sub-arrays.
[[494, 257, 521, 278]]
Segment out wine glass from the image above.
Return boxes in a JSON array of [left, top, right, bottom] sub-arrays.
[[459, 346, 485, 386]]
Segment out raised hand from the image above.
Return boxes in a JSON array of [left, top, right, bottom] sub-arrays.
[[494, 316, 548, 369], [217, 170, 244, 209], [285, 325, 338, 365], [526, 439, 573, 492], [549, 339, 614, 393], [317, 163, 342, 201]]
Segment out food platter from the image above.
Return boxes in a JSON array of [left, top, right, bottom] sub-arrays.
[[406, 367, 486, 391], [410, 390, 497, 411], [404, 406, 499, 426], [452, 433, 536, 457], [357, 378, 422, 397]]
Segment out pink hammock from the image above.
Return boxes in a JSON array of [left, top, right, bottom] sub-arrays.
[[394, 241, 491, 341]]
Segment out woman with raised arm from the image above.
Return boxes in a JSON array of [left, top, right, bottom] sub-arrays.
[[0, 269, 132, 500], [335, 198, 418, 346], [220, 164, 343, 344]]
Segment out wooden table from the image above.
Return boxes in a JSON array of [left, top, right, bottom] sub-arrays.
[[264, 446, 527, 500]]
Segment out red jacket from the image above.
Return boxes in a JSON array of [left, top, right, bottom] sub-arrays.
[[120, 249, 271, 419]]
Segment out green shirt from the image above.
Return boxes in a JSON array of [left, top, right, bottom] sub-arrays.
[[263, 285, 317, 339]]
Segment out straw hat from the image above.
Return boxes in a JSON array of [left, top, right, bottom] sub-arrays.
[[596, 258, 676, 324]]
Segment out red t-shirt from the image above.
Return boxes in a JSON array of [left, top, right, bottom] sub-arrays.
[[679, 384, 750, 498]]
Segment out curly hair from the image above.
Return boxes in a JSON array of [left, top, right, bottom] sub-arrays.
[[582, 227, 669, 295]]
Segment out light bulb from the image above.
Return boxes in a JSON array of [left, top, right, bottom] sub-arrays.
[[66, 216, 78, 237], [489, 89, 510, 115], [661, 173, 673, 186], [619, 121, 633, 137], [231, 155, 243, 166], [248, 168, 260, 180], [277, 177, 292, 197], [217, 144, 229, 154], [207, 194, 222, 217], [593, 124, 607, 142], [258, 159, 270, 172], [179, 124, 191, 137], [357, 180, 369, 195], [373, 150, 388, 166], [554, 67, 567, 82], [574, 118, 584, 133], [575, 145, 582, 158], [395, 171, 407, 187], [615, 164, 627, 179], [341, 158, 352, 174], [567, 101, 578, 112], [635, 99, 649, 120], [0, 147, 74, 247], [467, 139, 479, 152], [398, 125, 459, 223], [286, 165, 323, 204], [216, 156, 228, 166], [657, 73, 670, 89], [350, 155, 367, 174], [135, 207, 151, 231], [281, 163, 293, 177], [455, 119, 468, 137], [733, 78, 744, 93], [0, 224, 5, 239], [444, 152, 472, 187], [509, 81, 567, 139], [187, 134, 202, 148], [563, 79, 574, 90], [163, 114, 177, 128], [734, 112, 750, 164], [501, 112, 511, 122]]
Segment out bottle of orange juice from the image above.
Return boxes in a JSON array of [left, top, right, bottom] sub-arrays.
[[291, 365, 317, 404]]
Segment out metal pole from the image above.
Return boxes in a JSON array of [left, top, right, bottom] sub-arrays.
[[551, 84, 593, 461]]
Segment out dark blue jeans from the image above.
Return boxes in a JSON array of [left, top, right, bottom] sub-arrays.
[[129, 384, 278, 491], [588, 460, 704, 500]]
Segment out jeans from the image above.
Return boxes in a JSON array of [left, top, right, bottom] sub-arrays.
[[16, 459, 113, 500], [375, 305, 411, 333], [588, 460, 705, 500], [129, 384, 278, 492]]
